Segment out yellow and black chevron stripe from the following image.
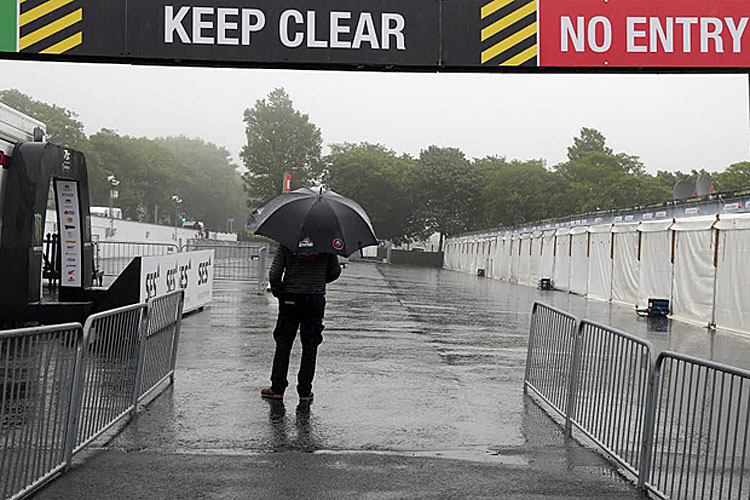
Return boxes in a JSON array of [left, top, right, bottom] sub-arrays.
[[481, 0, 537, 67], [19, 0, 83, 54]]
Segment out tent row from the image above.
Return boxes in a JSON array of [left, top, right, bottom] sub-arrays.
[[443, 214, 750, 334]]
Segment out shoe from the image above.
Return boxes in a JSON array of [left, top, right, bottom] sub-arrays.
[[261, 387, 283, 400], [298, 392, 314, 403]]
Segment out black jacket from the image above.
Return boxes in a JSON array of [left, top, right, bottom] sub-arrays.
[[269, 246, 341, 295]]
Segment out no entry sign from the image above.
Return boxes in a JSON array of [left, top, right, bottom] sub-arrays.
[[3, 0, 750, 71], [539, 0, 750, 68]]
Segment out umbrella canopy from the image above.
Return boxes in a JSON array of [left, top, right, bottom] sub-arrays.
[[254, 188, 378, 257]]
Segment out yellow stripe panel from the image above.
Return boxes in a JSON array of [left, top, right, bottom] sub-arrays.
[[40, 30, 81, 54], [481, 0, 515, 20], [481, 1, 535, 42], [499, 43, 537, 66], [20, 0, 76, 27], [19, 8, 81, 50], [481, 22, 536, 64]]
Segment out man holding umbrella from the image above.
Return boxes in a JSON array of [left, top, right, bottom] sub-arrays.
[[255, 188, 378, 402]]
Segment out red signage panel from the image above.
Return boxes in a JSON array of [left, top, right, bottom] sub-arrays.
[[282, 172, 292, 193], [539, 0, 750, 67]]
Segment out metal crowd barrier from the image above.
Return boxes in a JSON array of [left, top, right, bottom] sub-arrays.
[[1, 290, 185, 500], [523, 302, 579, 419], [96, 241, 179, 277], [0, 324, 83, 500], [641, 352, 750, 500], [73, 304, 146, 452], [569, 320, 653, 477], [525, 302, 750, 499], [184, 240, 269, 291]]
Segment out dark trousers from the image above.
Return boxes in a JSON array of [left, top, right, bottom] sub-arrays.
[[271, 294, 326, 396]]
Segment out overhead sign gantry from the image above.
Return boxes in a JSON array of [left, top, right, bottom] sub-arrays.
[[2, 0, 750, 71]]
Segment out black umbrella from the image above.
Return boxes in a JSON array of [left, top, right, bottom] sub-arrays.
[[254, 188, 378, 257]]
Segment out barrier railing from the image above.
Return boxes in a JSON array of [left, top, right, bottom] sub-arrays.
[[0, 324, 83, 500], [526, 302, 750, 499], [73, 303, 146, 453], [2, 291, 185, 500], [96, 241, 179, 277], [569, 320, 653, 477], [137, 291, 184, 401], [641, 352, 750, 500], [524, 302, 579, 419], [184, 240, 269, 291]]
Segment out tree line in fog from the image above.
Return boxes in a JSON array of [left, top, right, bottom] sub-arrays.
[[4, 88, 749, 247]]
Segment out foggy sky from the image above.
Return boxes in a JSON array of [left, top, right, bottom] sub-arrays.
[[1, 59, 748, 174]]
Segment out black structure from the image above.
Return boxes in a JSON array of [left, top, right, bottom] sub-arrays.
[[0, 142, 107, 324]]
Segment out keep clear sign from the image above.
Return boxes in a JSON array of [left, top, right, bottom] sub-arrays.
[[55, 179, 83, 288]]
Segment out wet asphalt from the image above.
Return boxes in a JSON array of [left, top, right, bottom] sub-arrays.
[[31, 262, 739, 499]]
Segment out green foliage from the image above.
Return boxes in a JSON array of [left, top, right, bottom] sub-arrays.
[[713, 162, 750, 192], [241, 88, 322, 208], [324, 142, 429, 245], [419, 145, 483, 245], [0, 89, 87, 149]]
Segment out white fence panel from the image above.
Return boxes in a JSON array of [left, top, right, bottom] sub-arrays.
[[612, 225, 640, 306], [637, 221, 673, 310], [569, 229, 589, 296], [671, 218, 717, 326], [587, 226, 613, 301]]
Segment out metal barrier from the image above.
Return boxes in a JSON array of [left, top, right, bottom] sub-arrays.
[[569, 320, 653, 477], [1, 291, 185, 500], [96, 241, 179, 277], [73, 303, 146, 453], [524, 302, 579, 419], [0, 324, 83, 500], [184, 240, 269, 291], [137, 291, 184, 401], [525, 303, 750, 499], [641, 352, 750, 500]]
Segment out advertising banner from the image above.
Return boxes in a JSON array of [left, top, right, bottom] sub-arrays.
[[54, 179, 83, 288], [140, 250, 214, 313]]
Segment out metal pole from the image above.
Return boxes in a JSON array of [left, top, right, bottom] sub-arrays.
[[131, 307, 150, 416], [108, 189, 114, 237]]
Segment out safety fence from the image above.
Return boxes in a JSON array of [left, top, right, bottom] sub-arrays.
[[1, 290, 184, 500], [525, 302, 750, 499], [184, 240, 269, 293], [95, 241, 179, 277], [91, 240, 270, 291]]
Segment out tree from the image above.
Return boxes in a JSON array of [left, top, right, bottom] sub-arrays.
[[475, 156, 561, 228], [554, 128, 670, 213], [566, 127, 612, 161], [155, 136, 246, 230], [712, 162, 750, 192], [241, 88, 322, 208], [324, 143, 429, 244], [419, 146, 482, 250]]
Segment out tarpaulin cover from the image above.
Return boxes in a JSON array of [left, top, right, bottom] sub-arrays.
[[612, 231, 640, 306], [569, 231, 589, 295], [714, 225, 750, 333], [554, 231, 570, 290], [501, 238, 512, 280], [518, 234, 532, 285], [509, 236, 520, 282], [637, 228, 673, 309], [541, 230, 556, 279], [671, 228, 716, 326], [528, 233, 542, 286], [588, 230, 613, 301]]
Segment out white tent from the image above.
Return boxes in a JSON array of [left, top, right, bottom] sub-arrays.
[[501, 235, 512, 280], [587, 224, 613, 302], [540, 230, 556, 279], [611, 223, 640, 306], [636, 219, 674, 310], [509, 234, 520, 282], [714, 214, 750, 334], [554, 228, 571, 291], [528, 231, 544, 286], [518, 233, 532, 285], [569, 226, 590, 296], [671, 216, 717, 326]]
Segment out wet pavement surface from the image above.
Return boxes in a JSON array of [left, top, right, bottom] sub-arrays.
[[33, 263, 744, 499]]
